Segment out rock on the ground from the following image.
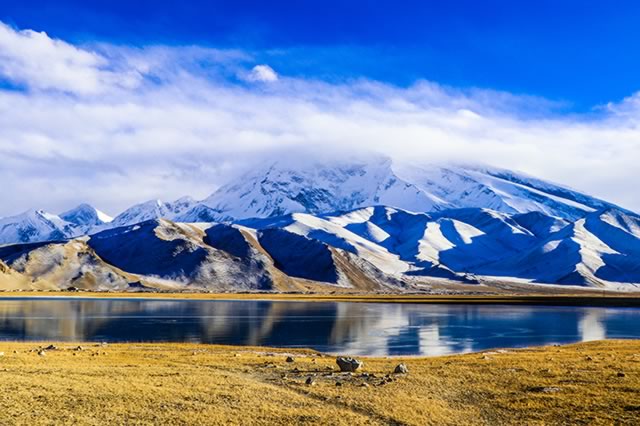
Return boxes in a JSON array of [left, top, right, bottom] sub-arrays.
[[336, 357, 363, 372], [286, 356, 295, 363], [394, 363, 409, 374]]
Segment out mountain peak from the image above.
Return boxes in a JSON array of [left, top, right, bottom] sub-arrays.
[[60, 203, 113, 227], [202, 156, 625, 221], [203, 155, 440, 220]]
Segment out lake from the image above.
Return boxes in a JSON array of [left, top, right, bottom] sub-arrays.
[[0, 298, 639, 356]]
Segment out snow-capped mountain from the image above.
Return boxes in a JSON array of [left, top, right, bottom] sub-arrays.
[[203, 156, 438, 221], [0, 204, 112, 245], [108, 197, 197, 229], [106, 197, 224, 229], [0, 209, 77, 245], [203, 156, 625, 221], [4, 155, 627, 240], [1, 205, 639, 291], [240, 205, 640, 289], [396, 163, 619, 220], [60, 203, 113, 234], [475, 209, 640, 286]]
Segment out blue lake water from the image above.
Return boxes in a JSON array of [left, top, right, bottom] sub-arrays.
[[0, 298, 639, 356]]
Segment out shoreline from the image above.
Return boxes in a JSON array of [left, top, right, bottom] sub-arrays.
[[1, 291, 640, 307]]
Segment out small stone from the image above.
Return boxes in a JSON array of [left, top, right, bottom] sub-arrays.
[[44, 345, 57, 351], [286, 356, 295, 363], [75, 346, 84, 351], [360, 383, 369, 388], [393, 363, 409, 374], [618, 372, 626, 377], [292, 367, 300, 373], [305, 377, 315, 386], [585, 356, 594, 361], [528, 386, 561, 393], [38, 350, 46, 357], [335, 381, 343, 387], [336, 357, 364, 372]]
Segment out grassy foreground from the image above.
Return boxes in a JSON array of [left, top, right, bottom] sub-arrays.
[[0, 341, 638, 425]]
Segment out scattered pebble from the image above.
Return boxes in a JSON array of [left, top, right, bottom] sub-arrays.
[[286, 356, 295, 363], [305, 377, 315, 386], [618, 372, 626, 378]]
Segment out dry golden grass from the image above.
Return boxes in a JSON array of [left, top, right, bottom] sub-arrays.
[[1, 291, 640, 308], [0, 340, 638, 425]]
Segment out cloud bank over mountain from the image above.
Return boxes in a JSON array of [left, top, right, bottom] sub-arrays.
[[0, 21, 639, 216]]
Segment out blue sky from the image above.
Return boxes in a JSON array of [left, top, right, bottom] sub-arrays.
[[2, 0, 640, 111], [0, 1, 639, 215]]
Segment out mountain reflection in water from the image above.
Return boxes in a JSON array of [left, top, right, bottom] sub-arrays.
[[0, 298, 638, 356]]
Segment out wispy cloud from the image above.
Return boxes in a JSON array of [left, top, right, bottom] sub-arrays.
[[0, 21, 638, 216]]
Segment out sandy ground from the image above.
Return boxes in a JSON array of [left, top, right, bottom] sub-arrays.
[[0, 340, 638, 425]]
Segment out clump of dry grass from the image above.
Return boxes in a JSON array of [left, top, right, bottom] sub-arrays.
[[0, 340, 638, 425]]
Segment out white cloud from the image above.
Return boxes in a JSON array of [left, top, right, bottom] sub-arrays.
[[0, 21, 639, 216], [245, 64, 278, 82], [0, 22, 141, 94]]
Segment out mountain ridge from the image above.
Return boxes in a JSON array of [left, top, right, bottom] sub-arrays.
[[0, 205, 638, 291], [0, 156, 638, 292]]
